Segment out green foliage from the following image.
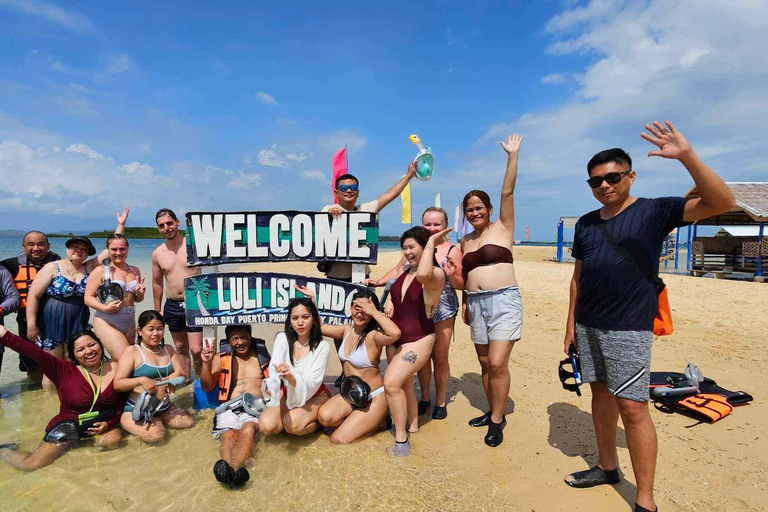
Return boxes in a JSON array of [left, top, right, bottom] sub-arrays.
[[86, 227, 186, 239]]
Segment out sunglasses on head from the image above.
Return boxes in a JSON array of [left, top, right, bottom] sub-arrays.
[[337, 184, 359, 193], [586, 170, 631, 189]]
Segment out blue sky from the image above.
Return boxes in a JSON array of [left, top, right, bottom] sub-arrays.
[[1, 0, 766, 239]]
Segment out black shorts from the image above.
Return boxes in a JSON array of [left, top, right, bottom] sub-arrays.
[[15, 316, 39, 373], [163, 299, 202, 333]]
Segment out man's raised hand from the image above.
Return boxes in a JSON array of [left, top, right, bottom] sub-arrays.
[[641, 120, 692, 160], [500, 134, 523, 154]]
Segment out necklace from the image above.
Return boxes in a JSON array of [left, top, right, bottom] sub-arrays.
[[85, 364, 102, 374], [141, 343, 162, 354], [295, 339, 310, 348]]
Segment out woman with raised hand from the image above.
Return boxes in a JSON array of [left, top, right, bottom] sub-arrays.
[[258, 297, 331, 437], [84, 231, 146, 361], [295, 287, 401, 444], [458, 134, 523, 448], [26, 209, 129, 389], [0, 325, 125, 471], [382, 226, 445, 456], [114, 310, 194, 443], [368, 207, 463, 420]]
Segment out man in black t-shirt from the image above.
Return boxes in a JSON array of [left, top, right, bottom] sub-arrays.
[[561, 121, 735, 512], [0, 231, 60, 383]]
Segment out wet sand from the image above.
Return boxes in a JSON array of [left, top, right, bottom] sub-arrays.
[[0, 246, 766, 511]]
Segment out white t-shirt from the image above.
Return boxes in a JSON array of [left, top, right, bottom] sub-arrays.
[[268, 332, 330, 409], [320, 199, 378, 280]]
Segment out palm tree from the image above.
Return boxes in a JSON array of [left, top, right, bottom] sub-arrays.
[[186, 277, 212, 316]]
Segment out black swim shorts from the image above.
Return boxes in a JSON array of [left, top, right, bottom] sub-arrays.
[[163, 298, 202, 333]]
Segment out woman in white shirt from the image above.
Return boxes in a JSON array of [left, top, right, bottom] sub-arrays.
[[259, 297, 331, 437]]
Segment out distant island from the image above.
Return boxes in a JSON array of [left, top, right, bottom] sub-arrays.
[[48, 227, 185, 239]]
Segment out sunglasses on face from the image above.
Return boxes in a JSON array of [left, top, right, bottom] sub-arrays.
[[586, 170, 631, 188], [337, 184, 359, 193]]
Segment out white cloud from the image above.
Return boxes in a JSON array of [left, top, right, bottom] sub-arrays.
[[255, 144, 311, 168], [255, 91, 278, 105], [106, 54, 133, 74], [541, 73, 568, 85], [117, 162, 153, 178], [228, 171, 263, 189], [302, 170, 326, 181], [65, 143, 109, 161], [0, 0, 94, 34]]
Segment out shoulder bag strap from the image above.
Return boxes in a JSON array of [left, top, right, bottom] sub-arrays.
[[597, 222, 665, 292]]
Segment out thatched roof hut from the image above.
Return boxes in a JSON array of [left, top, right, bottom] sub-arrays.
[[685, 182, 768, 225]]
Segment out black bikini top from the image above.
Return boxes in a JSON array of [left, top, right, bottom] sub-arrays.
[[462, 244, 514, 280]]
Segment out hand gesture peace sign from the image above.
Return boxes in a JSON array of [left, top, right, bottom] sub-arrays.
[[641, 121, 692, 160]]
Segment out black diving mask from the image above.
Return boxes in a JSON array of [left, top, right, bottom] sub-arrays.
[[340, 375, 371, 409]]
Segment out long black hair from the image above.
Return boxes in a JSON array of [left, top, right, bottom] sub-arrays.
[[349, 288, 380, 350], [66, 329, 107, 365], [284, 297, 323, 364], [136, 310, 166, 347]]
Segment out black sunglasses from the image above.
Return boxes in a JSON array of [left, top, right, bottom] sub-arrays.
[[586, 170, 631, 189]]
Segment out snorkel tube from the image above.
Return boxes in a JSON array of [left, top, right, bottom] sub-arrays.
[[409, 134, 434, 181], [96, 258, 124, 305]]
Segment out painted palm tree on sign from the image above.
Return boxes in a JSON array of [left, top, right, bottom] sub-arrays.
[[186, 277, 212, 315]]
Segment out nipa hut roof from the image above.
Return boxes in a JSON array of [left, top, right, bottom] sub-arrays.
[[684, 182, 768, 225]]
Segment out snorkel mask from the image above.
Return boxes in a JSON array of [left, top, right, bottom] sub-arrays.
[[132, 376, 186, 424], [409, 134, 434, 181], [96, 258, 124, 305], [652, 363, 703, 398], [340, 375, 371, 408], [559, 347, 582, 396], [215, 392, 266, 418], [44, 420, 80, 443]]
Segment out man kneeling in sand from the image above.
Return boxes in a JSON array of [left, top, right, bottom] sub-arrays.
[[200, 325, 270, 489]]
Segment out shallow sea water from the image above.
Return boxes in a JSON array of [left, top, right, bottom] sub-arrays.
[[0, 239, 503, 511]]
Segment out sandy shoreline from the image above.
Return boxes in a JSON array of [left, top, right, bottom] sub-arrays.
[[0, 246, 765, 511]]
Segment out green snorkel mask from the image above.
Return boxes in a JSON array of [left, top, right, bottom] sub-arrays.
[[409, 134, 434, 181]]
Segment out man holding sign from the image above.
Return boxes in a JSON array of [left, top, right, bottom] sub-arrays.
[[321, 163, 418, 282]]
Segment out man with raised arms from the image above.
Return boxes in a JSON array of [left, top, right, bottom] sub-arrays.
[[562, 121, 735, 512], [199, 325, 269, 489], [320, 163, 418, 282], [151, 208, 202, 378]]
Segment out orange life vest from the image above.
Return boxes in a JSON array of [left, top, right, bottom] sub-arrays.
[[13, 259, 37, 309], [217, 351, 270, 402], [677, 394, 733, 423]]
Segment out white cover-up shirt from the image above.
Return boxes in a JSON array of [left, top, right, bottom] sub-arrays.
[[269, 332, 330, 409]]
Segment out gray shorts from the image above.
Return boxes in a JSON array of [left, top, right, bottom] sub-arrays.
[[575, 323, 653, 402], [466, 286, 523, 345]]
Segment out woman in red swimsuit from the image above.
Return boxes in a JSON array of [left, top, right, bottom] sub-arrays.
[[383, 227, 445, 456], [0, 325, 125, 471], [458, 133, 524, 448]]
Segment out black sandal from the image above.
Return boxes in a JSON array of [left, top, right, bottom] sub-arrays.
[[564, 466, 620, 488]]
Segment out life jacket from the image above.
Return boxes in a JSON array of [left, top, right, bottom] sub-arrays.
[[217, 338, 271, 402], [677, 394, 733, 423], [13, 255, 38, 309]]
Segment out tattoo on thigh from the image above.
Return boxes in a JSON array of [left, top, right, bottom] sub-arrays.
[[402, 350, 417, 364]]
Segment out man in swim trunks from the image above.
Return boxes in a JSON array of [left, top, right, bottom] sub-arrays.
[[320, 163, 418, 282], [562, 121, 735, 512], [1, 231, 61, 383], [199, 325, 268, 489], [151, 209, 202, 378]]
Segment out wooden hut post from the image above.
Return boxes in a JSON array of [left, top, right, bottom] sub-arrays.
[[686, 225, 693, 271], [674, 228, 681, 269], [758, 223, 765, 279], [557, 220, 564, 263]]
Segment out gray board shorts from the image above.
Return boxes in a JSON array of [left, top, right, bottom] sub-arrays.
[[465, 286, 523, 344], [575, 323, 653, 402]]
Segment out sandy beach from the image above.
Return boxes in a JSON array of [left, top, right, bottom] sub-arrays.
[[0, 246, 766, 511]]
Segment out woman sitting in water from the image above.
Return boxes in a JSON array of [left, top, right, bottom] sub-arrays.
[[382, 226, 445, 456], [368, 207, 463, 420], [458, 134, 524, 448], [26, 209, 129, 390], [113, 310, 194, 443], [295, 287, 400, 444], [0, 325, 126, 471], [258, 297, 331, 437], [84, 233, 146, 361]]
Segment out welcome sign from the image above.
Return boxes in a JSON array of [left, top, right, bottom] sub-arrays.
[[185, 211, 379, 267], [184, 272, 368, 326]]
